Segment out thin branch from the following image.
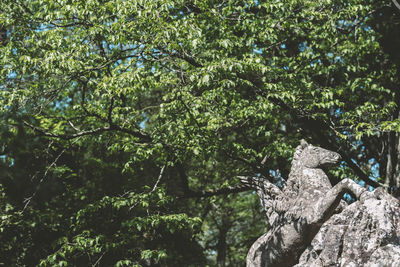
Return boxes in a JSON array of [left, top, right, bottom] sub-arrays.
[[49, 21, 86, 28], [110, 124, 152, 142], [92, 252, 106, 267], [68, 120, 80, 131], [23, 121, 112, 140], [151, 164, 166, 192], [108, 96, 115, 124], [265, 95, 381, 188], [174, 52, 203, 68], [23, 120, 152, 142], [157, 47, 203, 68], [183, 184, 252, 198], [22, 137, 82, 213], [175, 163, 252, 198], [80, 82, 107, 121]]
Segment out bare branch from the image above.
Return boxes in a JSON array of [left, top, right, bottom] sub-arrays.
[[22, 137, 82, 213], [183, 184, 252, 198], [151, 164, 166, 192], [23, 120, 152, 142], [23, 121, 112, 140], [67, 120, 80, 131]]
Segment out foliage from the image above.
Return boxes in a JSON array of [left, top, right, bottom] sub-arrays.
[[1, 0, 400, 266]]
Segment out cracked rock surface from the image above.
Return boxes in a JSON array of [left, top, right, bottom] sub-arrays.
[[295, 196, 400, 267]]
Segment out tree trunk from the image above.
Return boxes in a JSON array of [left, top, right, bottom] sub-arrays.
[[216, 215, 231, 267]]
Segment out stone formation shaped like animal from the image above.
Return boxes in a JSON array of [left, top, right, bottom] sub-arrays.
[[238, 140, 380, 267]]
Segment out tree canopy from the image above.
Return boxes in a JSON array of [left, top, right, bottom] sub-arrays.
[[1, 0, 399, 266]]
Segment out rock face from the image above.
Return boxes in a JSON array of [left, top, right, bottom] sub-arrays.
[[240, 140, 400, 267], [296, 194, 400, 267]]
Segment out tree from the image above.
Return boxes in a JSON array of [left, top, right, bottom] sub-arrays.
[[0, 0, 399, 266]]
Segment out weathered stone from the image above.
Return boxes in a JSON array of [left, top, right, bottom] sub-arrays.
[[296, 194, 400, 267], [240, 140, 400, 267]]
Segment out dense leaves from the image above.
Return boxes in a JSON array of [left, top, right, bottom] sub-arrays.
[[1, 0, 400, 266]]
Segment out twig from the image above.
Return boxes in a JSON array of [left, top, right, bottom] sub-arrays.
[[182, 184, 251, 198], [92, 252, 106, 267], [21, 137, 82, 213], [23, 120, 152, 142], [151, 164, 166, 192]]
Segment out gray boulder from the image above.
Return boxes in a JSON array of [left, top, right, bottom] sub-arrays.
[[296, 193, 400, 267]]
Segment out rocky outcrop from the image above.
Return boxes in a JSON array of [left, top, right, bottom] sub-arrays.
[[296, 191, 400, 267], [240, 140, 400, 267]]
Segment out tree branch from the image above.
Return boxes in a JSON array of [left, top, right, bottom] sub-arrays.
[[265, 95, 381, 188], [23, 120, 152, 142], [183, 184, 252, 198], [151, 164, 166, 192], [108, 96, 115, 124], [174, 52, 203, 68], [176, 162, 251, 198]]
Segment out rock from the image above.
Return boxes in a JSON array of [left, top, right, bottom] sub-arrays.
[[295, 195, 400, 267], [241, 140, 400, 267]]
